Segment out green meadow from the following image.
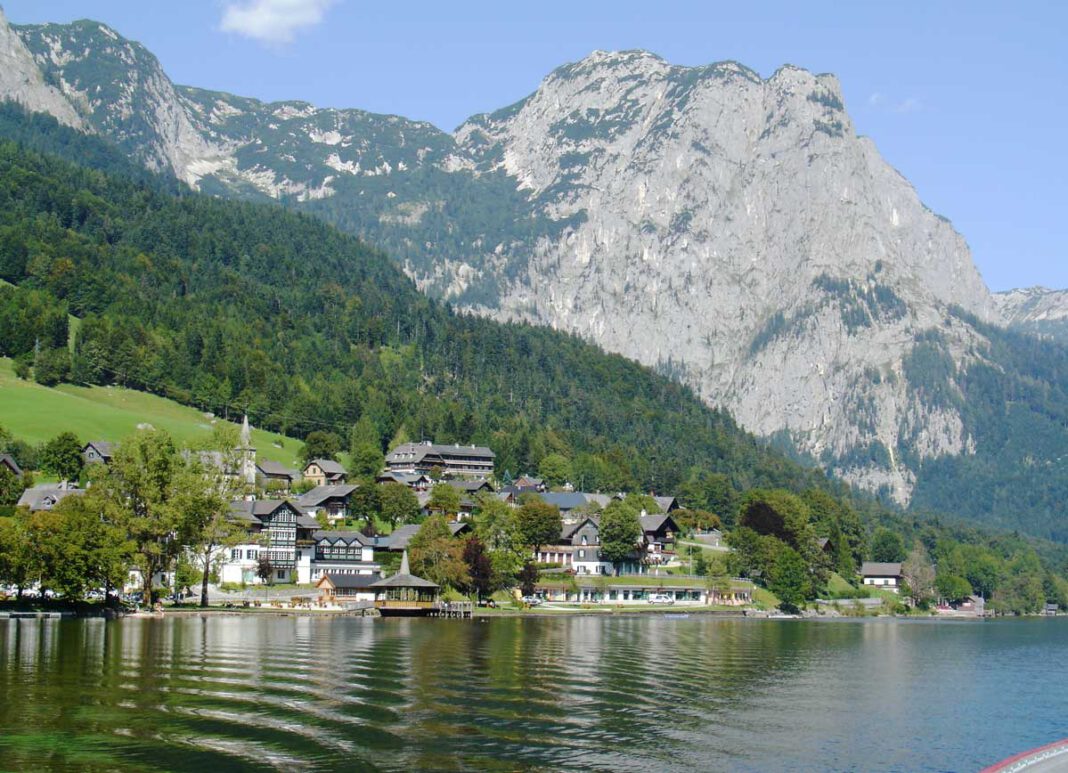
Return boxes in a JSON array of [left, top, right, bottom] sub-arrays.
[[0, 358, 300, 467]]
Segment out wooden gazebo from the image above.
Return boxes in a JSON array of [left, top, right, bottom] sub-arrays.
[[370, 551, 440, 617]]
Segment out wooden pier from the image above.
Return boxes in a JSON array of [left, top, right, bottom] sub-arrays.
[[428, 601, 473, 619]]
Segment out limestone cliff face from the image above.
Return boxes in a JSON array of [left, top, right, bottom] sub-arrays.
[[453, 52, 996, 500], [0, 8, 82, 128], [0, 16, 1025, 502], [12, 18, 224, 185]]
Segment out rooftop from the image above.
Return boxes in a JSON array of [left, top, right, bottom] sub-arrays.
[[386, 440, 496, 463], [298, 484, 359, 506], [318, 573, 381, 589], [312, 529, 372, 546], [84, 440, 115, 458], [256, 460, 297, 478], [229, 499, 319, 528], [369, 552, 438, 589], [306, 458, 347, 475], [17, 483, 84, 511]]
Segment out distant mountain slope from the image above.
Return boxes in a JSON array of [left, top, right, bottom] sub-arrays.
[[0, 122, 836, 504], [994, 287, 1068, 341], [1, 14, 1065, 539]]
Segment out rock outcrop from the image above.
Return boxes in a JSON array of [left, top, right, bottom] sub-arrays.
[[994, 286, 1068, 341], [0, 8, 82, 128]]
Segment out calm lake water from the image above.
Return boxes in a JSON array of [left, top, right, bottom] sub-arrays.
[[0, 614, 1065, 772]]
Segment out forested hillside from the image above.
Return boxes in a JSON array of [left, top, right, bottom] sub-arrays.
[[0, 109, 820, 498]]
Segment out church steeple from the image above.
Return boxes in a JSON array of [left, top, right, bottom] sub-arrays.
[[239, 414, 256, 486]]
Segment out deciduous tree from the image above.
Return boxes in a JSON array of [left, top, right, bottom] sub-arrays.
[[181, 427, 242, 607], [349, 443, 384, 481], [0, 511, 34, 598], [461, 536, 494, 602], [901, 543, 936, 607], [515, 498, 562, 554], [408, 515, 469, 589], [871, 528, 907, 563], [300, 431, 342, 463], [95, 430, 183, 603], [39, 431, 83, 481], [766, 544, 811, 613], [935, 573, 973, 604], [378, 482, 420, 530], [599, 499, 642, 574], [537, 453, 572, 488], [427, 483, 461, 519]]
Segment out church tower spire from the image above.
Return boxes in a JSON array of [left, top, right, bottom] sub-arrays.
[[239, 414, 256, 486]]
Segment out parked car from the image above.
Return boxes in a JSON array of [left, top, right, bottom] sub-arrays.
[[521, 596, 542, 607], [648, 593, 675, 605]]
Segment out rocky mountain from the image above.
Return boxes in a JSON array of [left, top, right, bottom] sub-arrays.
[[0, 8, 81, 128], [1, 12, 1065, 527], [994, 287, 1068, 341]]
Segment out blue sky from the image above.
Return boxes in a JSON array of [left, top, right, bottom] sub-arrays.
[[3, 1, 1065, 291]]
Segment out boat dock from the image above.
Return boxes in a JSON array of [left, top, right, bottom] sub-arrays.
[[428, 601, 473, 619]]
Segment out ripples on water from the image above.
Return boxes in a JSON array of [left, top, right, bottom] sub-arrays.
[[1, 615, 1065, 771]]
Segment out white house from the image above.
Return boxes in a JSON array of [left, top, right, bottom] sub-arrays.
[[861, 562, 903, 591], [217, 500, 380, 585]]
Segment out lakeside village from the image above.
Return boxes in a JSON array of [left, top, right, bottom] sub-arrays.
[[0, 418, 1040, 620]]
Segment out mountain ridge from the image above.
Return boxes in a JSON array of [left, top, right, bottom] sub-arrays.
[[0, 13, 1064, 535]]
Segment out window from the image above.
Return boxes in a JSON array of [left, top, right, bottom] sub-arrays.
[[247, 550, 258, 560], [579, 550, 586, 559], [230, 549, 241, 560], [276, 570, 285, 580]]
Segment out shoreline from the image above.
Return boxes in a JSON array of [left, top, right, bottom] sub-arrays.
[[111, 605, 1003, 621]]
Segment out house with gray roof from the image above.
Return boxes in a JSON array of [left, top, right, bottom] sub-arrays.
[[639, 513, 681, 559], [82, 441, 115, 466], [302, 458, 347, 486], [316, 572, 382, 604], [378, 521, 471, 552], [385, 440, 495, 480], [375, 471, 433, 491], [653, 496, 679, 513], [310, 530, 379, 582], [256, 460, 298, 490], [534, 513, 664, 576], [861, 562, 903, 591], [298, 484, 359, 523], [539, 491, 593, 516], [17, 483, 84, 512]]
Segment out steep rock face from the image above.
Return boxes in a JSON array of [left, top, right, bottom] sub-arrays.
[[995, 286, 1068, 341], [0, 8, 82, 128], [13, 19, 224, 184], [0, 17, 1044, 505], [454, 51, 996, 500]]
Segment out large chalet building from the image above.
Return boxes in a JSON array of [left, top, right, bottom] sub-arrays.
[[385, 441, 495, 480], [219, 499, 381, 586], [533, 513, 682, 575]]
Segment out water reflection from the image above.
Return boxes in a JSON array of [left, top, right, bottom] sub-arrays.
[[0, 616, 1065, 771]]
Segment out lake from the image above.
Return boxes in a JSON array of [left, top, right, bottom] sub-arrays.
[[0, 614, 1065, 771]]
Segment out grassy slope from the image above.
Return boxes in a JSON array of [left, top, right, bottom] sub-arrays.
[[0, 358, 300, 466]]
